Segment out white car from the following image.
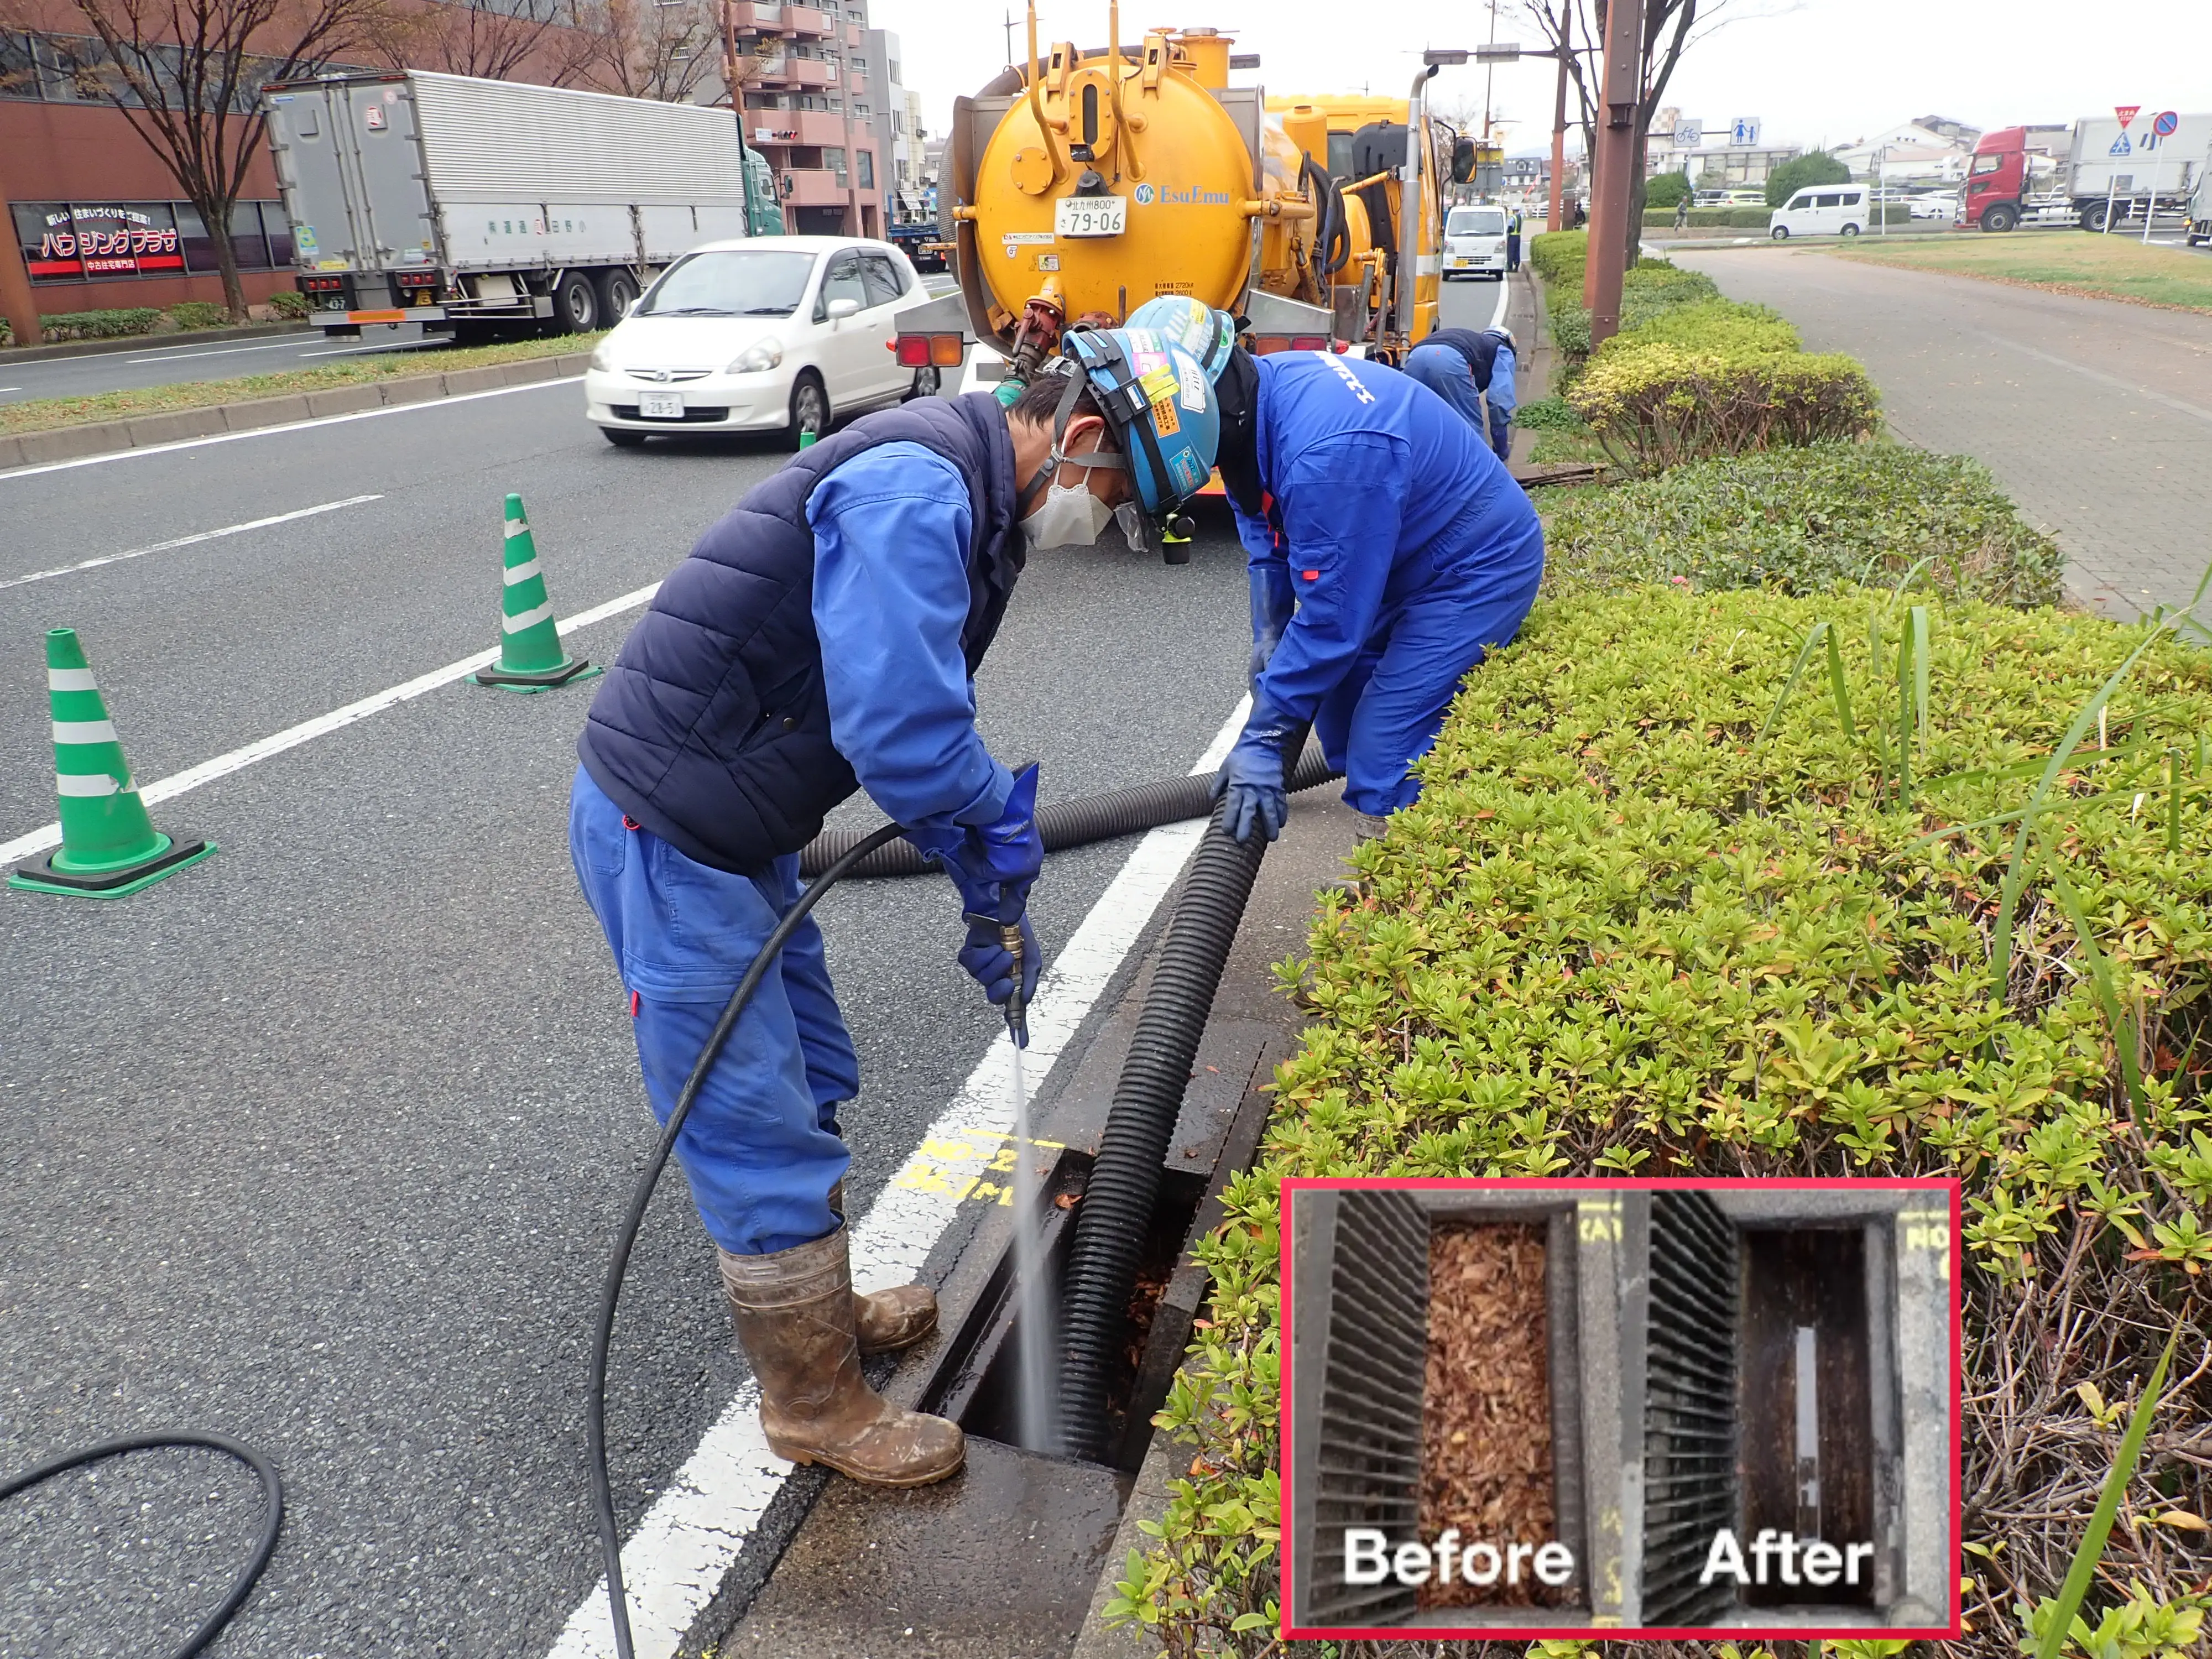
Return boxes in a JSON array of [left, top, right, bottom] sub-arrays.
[[1910, 192, 1960, 221], [1769, 185, 1871, 239], [1443, 205, 1510, 280], [585, 236, 942, 448]]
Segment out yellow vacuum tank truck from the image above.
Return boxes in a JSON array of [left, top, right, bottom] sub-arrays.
[[893, 7, 1348, 392]]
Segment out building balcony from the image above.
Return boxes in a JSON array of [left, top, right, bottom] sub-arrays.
[[730, 2, 828, 32], [845, 23, 861, 45], [783, 6, 831, 35], [745, 108, 848, 147], [755, 56, 837, 88], [779, 168, 849, 207]]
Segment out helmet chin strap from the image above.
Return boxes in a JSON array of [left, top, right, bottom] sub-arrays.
[[1018, 373, 1127, 514]]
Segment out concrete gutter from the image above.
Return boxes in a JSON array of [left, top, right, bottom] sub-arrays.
[[0, 320, 311, 364], [0, 351, 593, 471]]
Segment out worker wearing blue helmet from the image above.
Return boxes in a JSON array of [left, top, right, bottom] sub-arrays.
[[567, 338, 1213, 1494], [1127, 296, 1545, 842]]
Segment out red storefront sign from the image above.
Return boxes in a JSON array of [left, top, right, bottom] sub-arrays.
[[25, 205, 185, 280]]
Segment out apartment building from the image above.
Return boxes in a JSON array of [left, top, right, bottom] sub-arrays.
[[731, 0, 883, 236]]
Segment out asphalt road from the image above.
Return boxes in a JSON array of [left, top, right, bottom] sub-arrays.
[[0, 375, 1249, 1656], [0, 324, 446, 407]]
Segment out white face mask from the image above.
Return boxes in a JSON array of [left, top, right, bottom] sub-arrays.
[[1021, 479, 1114, 549]]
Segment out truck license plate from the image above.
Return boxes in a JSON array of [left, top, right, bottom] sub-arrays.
[[638, 392, 684, 419], [1053, 194, 1126, 238]]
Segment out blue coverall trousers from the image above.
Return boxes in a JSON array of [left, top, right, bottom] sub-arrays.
[[568, 767, 852, 1256], [1402, 343, 1512, 464], [1311, 539, 1544, 818]]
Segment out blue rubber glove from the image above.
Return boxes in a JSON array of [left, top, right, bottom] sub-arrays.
[[906, 764, 1047, 1018], [1211, 699, 1296, 843], [1249, 564, 1296, 696], [959, 912, 1042, 1010]]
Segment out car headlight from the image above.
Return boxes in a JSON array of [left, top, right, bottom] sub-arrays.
[[588, 338, 616, 372], [727, 340, 784, 374]]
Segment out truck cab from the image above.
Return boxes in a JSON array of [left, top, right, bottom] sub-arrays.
[[1961, 127, 2026, 232]]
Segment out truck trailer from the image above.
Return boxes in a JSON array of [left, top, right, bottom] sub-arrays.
[[263, 70, 779, 340], [1963, 114, 2211, 233]]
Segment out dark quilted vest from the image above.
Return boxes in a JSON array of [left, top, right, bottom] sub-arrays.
[[577, 393, 1023, 873], [1423, 327, 1504, 390]]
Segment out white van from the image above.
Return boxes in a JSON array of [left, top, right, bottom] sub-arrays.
[[1768, 185, 1870, 239], [1444, 205, 1509, 280]]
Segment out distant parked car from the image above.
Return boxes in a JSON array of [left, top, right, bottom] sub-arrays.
[[1724, 188, 1768, 206], [1694, 189, 1729, 206], [1910, 192, 1960, 220], [1443, 205, 1510, 280], [1770, 184, 1871, 239], [583, 235, 941, 450]]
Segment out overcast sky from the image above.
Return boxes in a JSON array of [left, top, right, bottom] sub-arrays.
[[866, 0, 2212, 158]]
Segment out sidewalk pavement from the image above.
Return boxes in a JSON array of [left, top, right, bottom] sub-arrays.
[[1674, 247, 2212, 623]]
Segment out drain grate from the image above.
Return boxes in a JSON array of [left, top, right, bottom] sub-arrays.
[[1641, 1190, 1740, 1626], [1303, 1188, 1430, 1626]]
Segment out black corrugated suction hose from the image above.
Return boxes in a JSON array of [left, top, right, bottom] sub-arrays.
[[799, 740, 1338, 879], [1054, 727, 1312, 1460]]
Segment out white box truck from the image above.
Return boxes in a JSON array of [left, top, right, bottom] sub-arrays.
[[263, 70, 778, 340], [2062, 115, 2211, 232]]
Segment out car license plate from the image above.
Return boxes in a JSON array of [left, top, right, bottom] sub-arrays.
[[1452, 257, 1470, 267], [638, 392, 684, 419], [1054, 194, 1126, 238]]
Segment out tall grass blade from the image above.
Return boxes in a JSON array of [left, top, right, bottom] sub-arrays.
[[2170, 749, 2184, 855], [2030, 1325, 2182, 1659], [2046, 863, 2143, 1111], [1866, 607, 1891, 791], [1911, 605, 1932, 753], [1760, 621, 1829, 743], [1895, 612, 1914, 801], [1989, 625, 2182, 1004], [1824, 623, 1857, 743]]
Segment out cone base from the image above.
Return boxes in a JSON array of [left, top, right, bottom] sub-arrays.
[[470, 658, 602, 694], [10, 834, 216, 899]]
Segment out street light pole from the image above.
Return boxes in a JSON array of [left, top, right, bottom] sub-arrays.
[[1582, 0, 1642, 343], [1547, 8, 1571, 233]]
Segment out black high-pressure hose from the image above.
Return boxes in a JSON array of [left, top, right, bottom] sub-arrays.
[[1302, 154, 1350, 277], [800, 742, 1340, 879], [0, 1430, 285, 1659], [586, 820, 906, 1659], [1055, 730, 1312, 1460]]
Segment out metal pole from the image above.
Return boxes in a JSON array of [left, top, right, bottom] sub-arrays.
[[721, 1, 761, 237], [1547, 11, 1570, 234], [1583, 0, 1642, 343], [2141, 147, 2163, 243], [1481, 0, 1498, 142], [1391, 62, 1440, 352], [0, 172, 43, 347]]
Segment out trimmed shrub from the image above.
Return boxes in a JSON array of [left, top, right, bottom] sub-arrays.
[[1129, 583, 2212, 1655], [1526, 228, 1585, 289], [1508, 394, 1584, 432], [1605, 296, 1799, 354], [1644, 205, 1777, 228], [1766, 148, 1854, 207], [35, 308, 164, 342], [1541, 442, 2066, 605], [166, 301, 229, 330], [1568, 338, 1880, 471], [1645, 169, 1692, 208], [267, 290, 310, 320]]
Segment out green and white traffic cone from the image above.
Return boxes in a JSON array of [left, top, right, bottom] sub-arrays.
[[9, 628, 214, 899], [469, 493, 601, 692]]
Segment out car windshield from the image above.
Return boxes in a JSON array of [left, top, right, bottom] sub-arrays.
[[1448, 208, 1505, 236], [636, 250, 818, 317], [1970, 153, 2003, 175]]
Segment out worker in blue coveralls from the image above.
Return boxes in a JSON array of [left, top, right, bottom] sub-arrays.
[[568, 330, 1219, 1489], [1126, 297, 1543, 844], [1401, 326, 1519, 463]]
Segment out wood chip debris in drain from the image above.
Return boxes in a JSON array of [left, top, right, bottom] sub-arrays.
[[1418, 1220, 1565, 1608]]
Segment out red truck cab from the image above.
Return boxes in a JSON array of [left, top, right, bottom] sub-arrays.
[[1962, 127, 2026, 232]]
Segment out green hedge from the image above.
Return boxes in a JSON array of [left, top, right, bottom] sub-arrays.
[[35, 307, 165, 342], [1568, 337, 1879, 470], [1644, 205, 1776, 228], [268, 290, 310, 320], [1125, 583, 2212, 1653], [1542, 442, 2066, 605], [167, 301, 228, 330]]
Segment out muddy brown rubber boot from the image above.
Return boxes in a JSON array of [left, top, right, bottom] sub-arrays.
[[821, 1182, 938, 1353], [719, 1227, 964, 1488]]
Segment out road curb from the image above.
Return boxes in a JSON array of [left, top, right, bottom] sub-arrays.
[[0, 351, 594, 470], [0, 320, 312, 363]]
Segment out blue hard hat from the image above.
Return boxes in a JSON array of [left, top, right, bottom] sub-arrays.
[[1061, 328, 1220, 515], [1124, 296, 1239, 383]]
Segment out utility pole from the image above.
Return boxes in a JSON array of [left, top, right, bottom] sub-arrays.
[[0, 172, 44, 347], [719, 0, 764, 236], [1547, 4, 1572, 233], [1582, 0, 1641, 344], [1481, 0, 1499, 140], [1004, 11, 1016, 67]]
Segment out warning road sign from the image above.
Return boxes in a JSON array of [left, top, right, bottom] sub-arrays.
[[2115, 104, 2140, 128]]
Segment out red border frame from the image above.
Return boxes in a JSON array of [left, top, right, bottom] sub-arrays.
[[1279, 1176, 1964, 1642]]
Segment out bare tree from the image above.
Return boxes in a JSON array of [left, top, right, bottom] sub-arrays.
[[1519, 0, 1778, 269], [575, 0, 719, 102], [35, 0, 383, 318], [363, 0, 596, 89]]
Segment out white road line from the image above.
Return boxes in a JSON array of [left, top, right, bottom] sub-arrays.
[[0, 582, 659, 869], [0, 495, 382, 592], [540, 698, 1253, 1659], [1489, 268, 1514, 331], [0, 375, 586, 483], [1968, 328, 2212, 428], [124, 340, 312, 365]]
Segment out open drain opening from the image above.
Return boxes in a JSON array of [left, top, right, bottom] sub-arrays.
[[921, 1154, 1207, 1472]]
